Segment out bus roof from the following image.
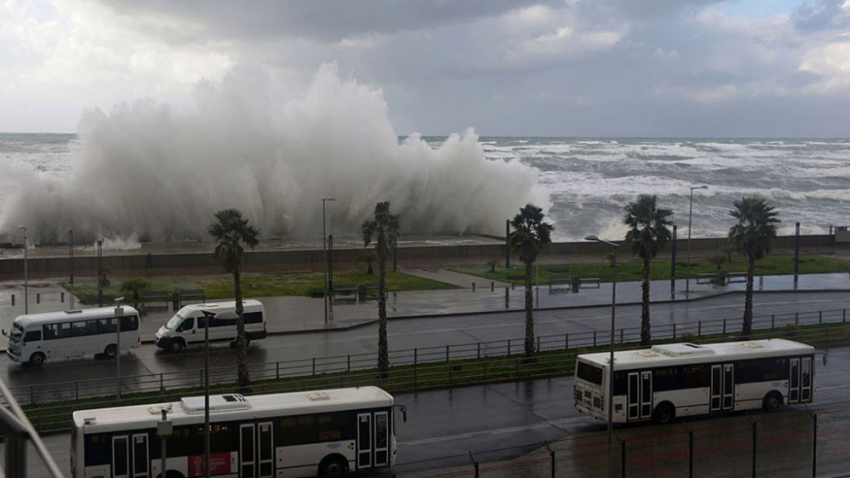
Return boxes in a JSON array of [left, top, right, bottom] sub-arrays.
[[176, 299, 263, 315], [72, 386, 393, 433], [13, 306, 140, 327], [578, 339, 814, 370]]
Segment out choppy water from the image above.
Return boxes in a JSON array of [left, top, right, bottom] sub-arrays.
[[2, 133, 849, 243]]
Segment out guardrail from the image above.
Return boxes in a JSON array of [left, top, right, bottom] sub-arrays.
[[6, 307, 849, 408], [6, 307, 850, 434]]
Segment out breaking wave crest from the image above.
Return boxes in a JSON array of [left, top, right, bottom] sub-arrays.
[[0, 64, 548, 244]]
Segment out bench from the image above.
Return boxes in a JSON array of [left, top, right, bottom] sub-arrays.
[[179, 289, 206, 306], [548, 275, 571, 290], [579, 278, 600, 289], [696, 273, 716, 285], [141, 290, 170, 309], [358, 282, 381, 300], [727, 272, 748, 284], [332, 283, 356, 296]]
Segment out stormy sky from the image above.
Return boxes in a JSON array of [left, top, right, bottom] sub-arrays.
[[2, 0, 850, 137]]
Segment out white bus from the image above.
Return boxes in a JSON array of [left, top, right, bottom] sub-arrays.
[[574, 339, 815, 424], [4, 307, 141, 366], [71, 386, 405, 478]]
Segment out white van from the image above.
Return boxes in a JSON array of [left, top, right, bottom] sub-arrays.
[[4, 307, 141, 366], [154, 300, 266, 353]]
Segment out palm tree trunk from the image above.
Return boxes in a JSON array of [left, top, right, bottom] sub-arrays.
[[742, 258, 755, 339], [234, 268, 251, 391], [377, 249, 389, 376], [640, 258, 651, 347], [524, 261, 534, 358]]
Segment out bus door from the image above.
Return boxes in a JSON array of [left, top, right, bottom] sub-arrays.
[[239, 422, 273, 478], [112, 434, 149, 478], [711, 364, 735, 411], [801, 357, 812, 402], [357, 413, 372, 469], [627, 372, 653, 420], [789, 358, 801, 403], [356, 411, 391, 469]]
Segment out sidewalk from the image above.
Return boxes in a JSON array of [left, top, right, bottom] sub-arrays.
[[1, 271, 848, 345]]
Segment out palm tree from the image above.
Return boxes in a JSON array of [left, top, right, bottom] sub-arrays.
[[623, 195, 673, 347], [728, 197, 779, 338], [509, 204, 554, 359], [362, 201, 400, 376], [208, 208, 259, 391]]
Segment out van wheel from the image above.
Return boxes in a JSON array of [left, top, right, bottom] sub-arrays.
[[168, 340, 184, 353], [318, 455, 349, 476], [29, 353, 45, 367], [762, 392, 783, 412], [653, 402, 676, 424], [104, 344, 117, 358]]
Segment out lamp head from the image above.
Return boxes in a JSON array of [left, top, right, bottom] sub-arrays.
[[691, 185, 708, 191], [585, 235, 599, 241], [322, 197, 336, 202]]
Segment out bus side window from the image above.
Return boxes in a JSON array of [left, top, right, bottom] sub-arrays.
[[23, 330, 41, 343], [100, 318, 117, 334], [120, 316, 139, 332], [43, 324, 56, 340]]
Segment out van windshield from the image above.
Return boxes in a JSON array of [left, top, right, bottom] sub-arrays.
[[9, 323, 24, 344], [166, 314, 185, 330]]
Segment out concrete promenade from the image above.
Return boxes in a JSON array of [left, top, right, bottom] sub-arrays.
[[1, 269, 849, 345]]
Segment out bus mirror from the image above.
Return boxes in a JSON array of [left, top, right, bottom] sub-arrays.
[[395, 405, 407, 422]]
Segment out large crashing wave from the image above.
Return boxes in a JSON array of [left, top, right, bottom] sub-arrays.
[[0, 64, 549, 244]]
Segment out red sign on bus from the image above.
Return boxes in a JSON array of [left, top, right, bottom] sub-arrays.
[[188, 452, 232, 476]]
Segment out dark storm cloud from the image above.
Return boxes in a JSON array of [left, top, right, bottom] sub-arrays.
[[792, 0, 850, 32], [98, 0, 561, 42]]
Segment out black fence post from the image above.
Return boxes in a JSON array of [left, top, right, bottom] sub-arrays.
[[544, 442, 556, 478], [771, 314, 775, 329], [723, 319, 727, 335], [752, 421, 757, 478], [594, 331, 597, 347], [813, 413, 818, 477], [621, 439, 626, 478], [698, 321, 702, 337], [565, 333, 569, 350], [689, 430, 694, 478], [470, 451, 480, 478], [796, 312, 799, 326]]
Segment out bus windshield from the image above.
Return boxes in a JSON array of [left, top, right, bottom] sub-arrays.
[[9, 323, 24, 344], [166, 314, 185, 330], [577, 361, 604, 386]]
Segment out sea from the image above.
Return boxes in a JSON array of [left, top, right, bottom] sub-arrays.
[[1, 133, 848, 244]]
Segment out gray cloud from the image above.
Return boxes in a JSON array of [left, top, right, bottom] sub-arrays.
[[792, 0, 850, 32], [98, 0, 561, 42]]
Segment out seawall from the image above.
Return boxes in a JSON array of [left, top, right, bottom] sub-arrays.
[[0, 234, 839, 278]]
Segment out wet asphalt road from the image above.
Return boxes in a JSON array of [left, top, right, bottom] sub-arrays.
[[2, 291, 849, 401], [11, 345, 850, 477]]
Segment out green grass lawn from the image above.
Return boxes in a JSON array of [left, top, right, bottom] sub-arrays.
[[65, 270, 459, 305], [452, 255, 850, 284]]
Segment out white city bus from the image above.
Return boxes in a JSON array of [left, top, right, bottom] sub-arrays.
[[71, 386, 405, 478], [4, 307, 141, 366], [574, 339, 815, 424]]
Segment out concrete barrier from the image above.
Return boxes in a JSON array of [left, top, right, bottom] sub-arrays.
[[0, 234, 838, 277]]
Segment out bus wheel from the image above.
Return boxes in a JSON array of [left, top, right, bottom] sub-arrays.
[[28, 353, 45, 367], [653, 403, 676, 424], [168, 340, 184, 353], [762, 392, 783, 412], [318, 455, 349, 476], [104, 344, 118, 358]]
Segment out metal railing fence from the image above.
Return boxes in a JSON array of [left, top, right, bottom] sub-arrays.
[[7, 307, 848, 409]]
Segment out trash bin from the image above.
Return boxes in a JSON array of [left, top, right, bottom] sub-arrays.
[[715, 270, 728, 286], [571, 276, 581, 293]]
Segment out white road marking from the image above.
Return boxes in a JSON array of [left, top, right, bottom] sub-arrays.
[[399, 419, 574, 446]]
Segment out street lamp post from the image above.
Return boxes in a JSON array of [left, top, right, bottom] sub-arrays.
[[17, 226, 27, 314], [685, 186, 708, 299], [114, 297, 124, 399], [201, 310, 213, 478], [322, 198, 336, 325], [585, 235, 620, 443]]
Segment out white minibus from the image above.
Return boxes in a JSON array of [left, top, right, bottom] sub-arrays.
[[154, 299, 266, 353], [4, 306, 141, 366], [71, 387, 405, 478]]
